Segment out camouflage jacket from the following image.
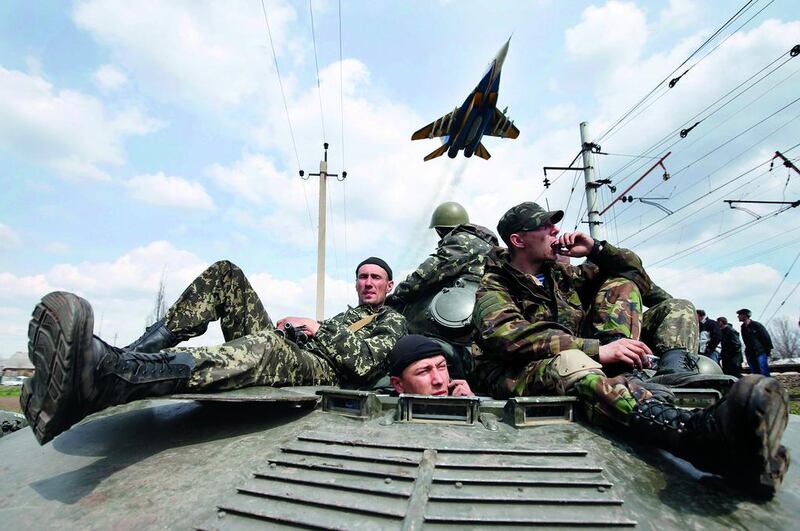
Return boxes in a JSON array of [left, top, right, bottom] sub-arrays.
[[472, 243, 652, 392], [389, 224, 498, 307], [311, 304, 407, 387]]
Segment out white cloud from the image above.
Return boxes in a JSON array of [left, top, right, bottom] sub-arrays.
[[72, 0, 299, 109], [565, 1, 648, 66], [0, 224, 21, 250], [0, 240, 361, 354], [208, 153, 289, 205], [126, 172, 216, 210], [93, 63, 128, 90], [658, 0, 700, 30], [0, 65, 162, 180], [45, 241, 70, 254]]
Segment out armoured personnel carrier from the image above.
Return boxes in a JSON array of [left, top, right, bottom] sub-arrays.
[[0, 387, 797, 529]]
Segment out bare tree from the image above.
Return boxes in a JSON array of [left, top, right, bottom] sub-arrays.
[[768, 316, 800, 359], [145, 271, 168, 328]]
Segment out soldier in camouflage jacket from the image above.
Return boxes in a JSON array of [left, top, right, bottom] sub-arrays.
[[466, 202, 790, 496], [472, 202, 699, 402], [21, 257, 407, 445], [388, 223, 498, 308], [147, 257, 407, 391]]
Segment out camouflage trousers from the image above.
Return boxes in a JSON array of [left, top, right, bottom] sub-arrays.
[[164, 260, 336, 392], [589, 277, 698, 354], [515, 352, 654, 426]]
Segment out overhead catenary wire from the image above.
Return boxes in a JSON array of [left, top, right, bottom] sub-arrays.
[[759, 248, 800, 319], [613, 114, 800, 243], [765, 280, 800, 324], [259, 0, 315, 236], [617, 144, 792, 247], [600, 0, 776, 144], [605, 45, 797, 198], [596, 0, 761, 144]]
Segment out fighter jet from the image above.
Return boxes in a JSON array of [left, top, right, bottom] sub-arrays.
[[412, 38, 519, 161]]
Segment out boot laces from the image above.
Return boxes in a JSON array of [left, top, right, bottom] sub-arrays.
[[118, 352, 179, 378], [634, 399, 690, 433]]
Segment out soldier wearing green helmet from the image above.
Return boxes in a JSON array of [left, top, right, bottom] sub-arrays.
[[387, 201, 498, 377]]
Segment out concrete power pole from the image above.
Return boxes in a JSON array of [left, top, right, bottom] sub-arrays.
[[301, 143, 346, 321], [579, 122, 603, 240]]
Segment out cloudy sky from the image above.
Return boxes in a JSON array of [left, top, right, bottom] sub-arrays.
[[1, 0, 799, 355]]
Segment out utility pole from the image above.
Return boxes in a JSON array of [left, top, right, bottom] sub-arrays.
[[579, 122, 603, 239], [300, 143, 346, 321]]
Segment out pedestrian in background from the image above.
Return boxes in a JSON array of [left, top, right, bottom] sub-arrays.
[[717, 316, 743, 378], [737, 309, 772, 376]]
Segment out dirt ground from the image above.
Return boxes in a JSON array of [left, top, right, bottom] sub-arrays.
[[0, 395, 21, 413]]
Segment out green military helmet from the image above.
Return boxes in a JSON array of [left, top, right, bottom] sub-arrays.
[[429, 201, 469, 229], [696, 354, 724, 375]]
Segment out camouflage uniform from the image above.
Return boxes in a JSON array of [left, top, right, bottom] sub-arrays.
[[163, 261, 407, 392], [388, 224, 498, 308], [472, 243, 696, 423]]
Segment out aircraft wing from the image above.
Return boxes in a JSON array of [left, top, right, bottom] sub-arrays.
[[486, 107, 520, 139], [411, 110, 455, 140]]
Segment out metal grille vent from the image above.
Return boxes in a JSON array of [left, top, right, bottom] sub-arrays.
[[202, 432, 635, 530]]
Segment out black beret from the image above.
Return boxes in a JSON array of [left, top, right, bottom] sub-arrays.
[[356, 256, 392, 280], [389, 335, 444, 376]]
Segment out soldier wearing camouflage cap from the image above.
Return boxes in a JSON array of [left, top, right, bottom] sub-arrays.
[[21, 257, 407, 445], [471, 201, 790, 496]]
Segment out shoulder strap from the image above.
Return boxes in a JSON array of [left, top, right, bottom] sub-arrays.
[[347, 312, 379, 333]]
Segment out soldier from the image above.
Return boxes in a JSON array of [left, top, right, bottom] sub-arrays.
[[737, 308, 773, 376], [21, 257, 407, 445], [472, 202, 789, 496], [388, 334, 474, 396], [388, 201, 498, 309], [387, 201, 498, 378], [717, 316, 743, 378]]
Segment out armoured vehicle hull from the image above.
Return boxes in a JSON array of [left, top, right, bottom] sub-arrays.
[[0, 388, 798, 530]]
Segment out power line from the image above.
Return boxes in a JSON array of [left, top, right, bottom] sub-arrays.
[[338, 0, 349, 267], [309, 0, 327, 143], [649, 203, 792, 267], [606, 46, 796, 195], [596, 0, 760, 143], [259, 0, 315, 235], [612, 109, 800, 238], [759, 248, 800, 319], [765, 280, 800, 324]]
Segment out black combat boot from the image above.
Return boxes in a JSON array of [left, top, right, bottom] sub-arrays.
[[125, 317, 182, 353], [20, 292, 195, 445], [648, 348, 736, 393], [629, 374, 790, 497]]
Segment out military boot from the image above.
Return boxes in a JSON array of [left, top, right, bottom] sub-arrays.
[[125, 317, 182, 353], [20, 292, 195, 445], [629, 374, 790, 497], [648, 348, 736, 393]]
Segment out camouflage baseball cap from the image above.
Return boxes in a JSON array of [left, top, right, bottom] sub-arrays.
[[497, 202, 564, 245]]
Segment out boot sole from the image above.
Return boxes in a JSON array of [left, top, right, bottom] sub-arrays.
[[742, 375, 790, 497], [19, 292, 93, 445]]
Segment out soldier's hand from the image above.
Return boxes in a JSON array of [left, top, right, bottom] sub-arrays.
[[555, 231, 594, 258], [277, 317, 321, 336], [599, 338, 652, 369], [448, 379, 474, 397]]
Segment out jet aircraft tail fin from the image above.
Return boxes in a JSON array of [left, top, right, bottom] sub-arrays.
[[423, 144, 449, 161], [474, 143, 491, 160]]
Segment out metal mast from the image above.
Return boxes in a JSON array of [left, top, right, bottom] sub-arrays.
[[579, 122, 603, 240]]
